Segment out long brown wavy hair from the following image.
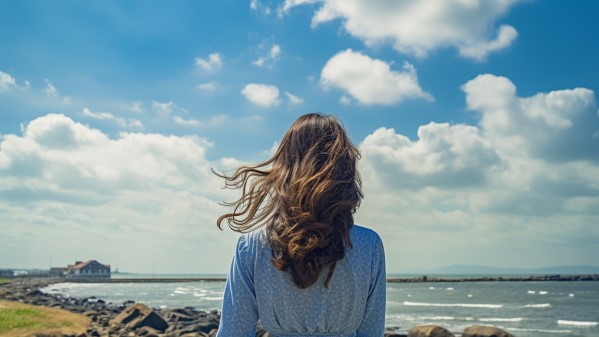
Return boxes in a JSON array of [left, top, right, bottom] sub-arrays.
[[215, 113, 363, 289]]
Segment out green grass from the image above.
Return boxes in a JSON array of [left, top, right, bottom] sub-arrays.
[[0, 301, 89, 337], [0, 278, 13, 284]]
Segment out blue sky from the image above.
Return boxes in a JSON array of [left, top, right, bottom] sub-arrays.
[[1, 0, 598, 274]]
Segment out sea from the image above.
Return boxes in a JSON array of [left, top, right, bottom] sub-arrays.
[[40, 274, 599, 337]]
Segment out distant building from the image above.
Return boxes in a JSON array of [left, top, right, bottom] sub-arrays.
[[0, 269, 14, 278], [49, 267, 67, 277], [67, 260, 111, 279]]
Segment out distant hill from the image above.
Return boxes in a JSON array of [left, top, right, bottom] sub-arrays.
[[416, 264, 599, 275]]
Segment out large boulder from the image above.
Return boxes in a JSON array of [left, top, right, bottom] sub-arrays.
[[408, 325, 455, 337], [109, 303, 168, 332], [462, 325, 515, 337]]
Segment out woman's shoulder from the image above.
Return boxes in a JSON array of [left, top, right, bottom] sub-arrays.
[[350, 224, 383, 245], [237, 227, 269, 252]]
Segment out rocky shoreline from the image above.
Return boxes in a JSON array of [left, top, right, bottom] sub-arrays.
[[0, 278, 540, 337]]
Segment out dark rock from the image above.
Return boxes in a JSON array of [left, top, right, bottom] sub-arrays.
[[408, 325, 455, 337], [110, 303, 168, 332], [462, 325, 514, 337], [195, 321, 219, 333], [137, 326, 162, 337]]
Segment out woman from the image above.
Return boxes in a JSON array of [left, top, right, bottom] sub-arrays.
[[215, 113, 386, 337]]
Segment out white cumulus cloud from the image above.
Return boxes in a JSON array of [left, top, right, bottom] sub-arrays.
[[197, 81, 220, 92], [81, 107, 144, 129], [195, 53, 223, 72], [151, 100, 188, 116], [173, 116, 201, 126], [0, 71, 16, 92], [321, 49, 432, 105], [241, 83, 280, 107], [253, 44, 282, 68], [0, 113, 238, 273], [462, 74, 599, 161], [285, 92, 303, 105], [356, 74, 599, 271], [282, 0, 521, 60]]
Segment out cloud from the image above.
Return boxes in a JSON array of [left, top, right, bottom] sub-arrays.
[[173, 116, 200, 126], [339, 95, 352, 105], [81, 107, 144, 129], [253, 44, 282, 68], [282, 0, 521, 60], [151, 100, 188, 116], [285, 92, 303, 105], [130, 101, 144, 113], [241, 83, 280, 107], [462, 74, 599, 162], [41, 78, 71, 104], [0, 71, 16, 92], [197, 81, 220, 92], [250, 0, 272, 15], [195, 53, 223, 72], [361, 123, 500, 189], [0, 113, 238, 273], [356, 74, 599, 270], [320, 49, 432, 105]]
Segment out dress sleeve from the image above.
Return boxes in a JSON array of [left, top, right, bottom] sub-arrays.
[[216, 234, 259, 337], [356, 234, 386, 337]]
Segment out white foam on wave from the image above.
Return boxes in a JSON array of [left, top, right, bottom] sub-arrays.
[[429, 286, 435, 290], [523, 303, 551, 308], [527, 290, 536, 294], [203, 296, 223, 301], [173, 290, 186, 294], [467, 294, 473, 298], [446, 287, 454, 291], [568, 293, 575, 297], [403, 301, 503, 308], [193, 293, 205, 297], [479, 317, 523, 322], [422, 316, 455, 320], [509, 327, 573, 334], [557, 320, 598, 327], [539, 291, 548, 295]]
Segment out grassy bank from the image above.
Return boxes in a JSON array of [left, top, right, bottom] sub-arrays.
[[0, 278, 13, 284], [0, 300, 90, 337]]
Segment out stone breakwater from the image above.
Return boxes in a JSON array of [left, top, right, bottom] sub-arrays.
[[1, 278, 558, 337], [387, 274, 599, 283]]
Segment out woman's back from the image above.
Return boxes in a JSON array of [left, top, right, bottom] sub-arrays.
[[218, 224, 386, 337]]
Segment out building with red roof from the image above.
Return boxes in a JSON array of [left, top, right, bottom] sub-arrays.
[[66, 260, 111, 279]]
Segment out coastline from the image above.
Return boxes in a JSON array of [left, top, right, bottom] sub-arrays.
[[2, 276, 597, 336], [54, 273, 599, 283]]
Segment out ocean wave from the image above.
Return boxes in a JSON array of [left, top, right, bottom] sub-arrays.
[[509, 327, 573, 334], [523, 303, 551, 308], [422, 316, 455, 320], [403, 301, 503, 308], [479, 317, 523, 322], [557, 320, 598, 327], [420, 316, 475, 321]]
